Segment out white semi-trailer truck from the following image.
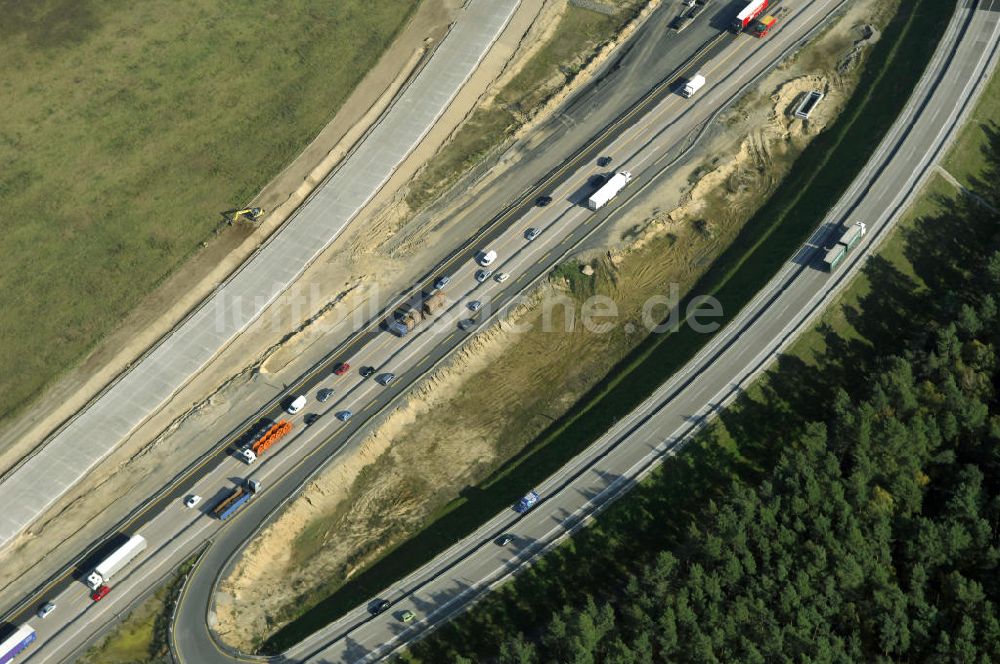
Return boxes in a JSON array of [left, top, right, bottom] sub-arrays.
[[85, 534, 147, 590], [587, 171, 632, 210]]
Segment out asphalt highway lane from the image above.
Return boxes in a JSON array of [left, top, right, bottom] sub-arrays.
[[18, 0, 850, 661], [287, 3, 1000, 662], [15, 0, 997, 661]]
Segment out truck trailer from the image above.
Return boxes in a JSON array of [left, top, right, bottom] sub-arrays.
[[587, 171, 632, 210], [0, 625, 36, 663], [682, 72, 706, 98], [732, 0, 768, 32], [822, 221, 867, 271], [213, 479, 261, 520], [85, 534, 147, 590], [239, 420, 293, 464], [389, 290, 448, 338]]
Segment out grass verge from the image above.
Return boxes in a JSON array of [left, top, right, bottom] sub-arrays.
[[0, 0, 419, 428], [262, 0, 956, 652], [78, 553, 199, 664], [942, 44, 1000, 188]]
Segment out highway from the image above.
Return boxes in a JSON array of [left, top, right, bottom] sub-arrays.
[[6, 1, 855, 661], [0, 0, 522, 554], [196, 1, 1000, 663], [11, 0, 999, 661], [0, 0, 736, 613]]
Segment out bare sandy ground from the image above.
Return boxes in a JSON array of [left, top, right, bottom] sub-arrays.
[[0, 0, 553, 613], [212, 0, 896, 649]]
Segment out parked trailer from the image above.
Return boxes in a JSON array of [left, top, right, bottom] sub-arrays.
[[0, 625, 36, 663], [732, 0, 768, 32], [587, 171, 632, 210], [239, 420, 293, 464], [85, 534, 147, 590], [213, 479, 260, 520], [822, 222, 867, 271]]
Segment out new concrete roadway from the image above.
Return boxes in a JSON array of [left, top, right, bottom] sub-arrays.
[[0, 0, 521, 553]]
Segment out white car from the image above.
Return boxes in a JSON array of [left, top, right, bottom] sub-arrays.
[[185, 495, 202, 509], [495, 272, 510, 283], [478, 249, 497, 266], [287, 394, 307, 414]]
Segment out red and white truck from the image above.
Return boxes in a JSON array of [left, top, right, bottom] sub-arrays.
[[731, 0, 768, 32]]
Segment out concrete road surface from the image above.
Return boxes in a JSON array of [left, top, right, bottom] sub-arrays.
[[0, 0, 521, 552]]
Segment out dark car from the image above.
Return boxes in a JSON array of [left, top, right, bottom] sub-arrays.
[[317, 388, 334, 403], [535, 195, 553, 207], [360, 366, 375, 378], [458, 318, 478, 331], [304, 413, 320, 426], [597, 155, 613, 167], [370, 599, 391, 615]]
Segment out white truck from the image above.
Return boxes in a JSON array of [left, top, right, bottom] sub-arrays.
[[682, 72, 706, 98], [587, 171, 632, 210], [85, 534, 147, 590]]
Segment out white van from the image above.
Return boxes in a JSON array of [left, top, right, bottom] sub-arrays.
[[478, 249, 497, 266], [287, 395, 307, 414]]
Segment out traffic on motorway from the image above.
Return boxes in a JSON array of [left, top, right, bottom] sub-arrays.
[[2, 0, 886, 661]]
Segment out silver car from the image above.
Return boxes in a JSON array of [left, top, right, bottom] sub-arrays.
[[475, 269, 493, 283], [376, 373, 396, 386], [37, 602, 56, 619]]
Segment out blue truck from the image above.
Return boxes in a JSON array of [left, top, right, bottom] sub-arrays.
[[0, 624, 36, 663], [514, 490, 540, 514], [213, 479, 260, 521]]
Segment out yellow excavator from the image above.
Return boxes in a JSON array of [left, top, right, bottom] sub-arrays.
[[227, 207, 264, 225]]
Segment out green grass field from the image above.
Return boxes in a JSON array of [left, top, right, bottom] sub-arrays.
[[943, 56, 1000, 188], [0, 0, 419, 426]]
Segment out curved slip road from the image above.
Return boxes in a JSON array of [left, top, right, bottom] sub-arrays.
[[13, 1, 853, 661], [285, 2, 1000, 661], [237, 1, 1000, 662], [16, 0, 999, 661]]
